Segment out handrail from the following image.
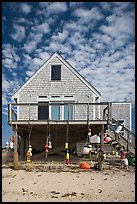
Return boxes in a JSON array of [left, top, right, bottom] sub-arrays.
[[8, 102, 111, 123], [111, 117, 135, 137]]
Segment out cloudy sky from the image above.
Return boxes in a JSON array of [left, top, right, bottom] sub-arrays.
[[2, 2, 135, 146]]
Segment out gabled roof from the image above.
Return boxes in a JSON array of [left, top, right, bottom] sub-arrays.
[[12, 52, 101, 100]]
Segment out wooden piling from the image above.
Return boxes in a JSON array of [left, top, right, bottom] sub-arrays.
[[13, 124, 19, 170], [98, 124, 104, 171]]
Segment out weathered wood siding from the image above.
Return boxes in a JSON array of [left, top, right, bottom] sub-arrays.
[[111, 103, 131, 131], [18, 56, 98, 120]]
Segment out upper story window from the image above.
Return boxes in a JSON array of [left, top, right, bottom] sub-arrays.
[[51, 65, 61, 80]]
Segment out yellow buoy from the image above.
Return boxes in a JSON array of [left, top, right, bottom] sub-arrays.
[[65, 142, 68, 149], [66, 152, 69, 160]]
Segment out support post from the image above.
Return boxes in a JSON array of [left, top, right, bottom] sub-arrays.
[[8, 103, 12, 122], [98, 124, 104, 171], [108, 102, 112, 124], [25, 135, 29, 156], [20, 136, 25, 160], [13, 124, 19, 170]]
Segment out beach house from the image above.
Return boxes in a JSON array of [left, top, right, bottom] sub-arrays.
[[8, 52, 134, 166]]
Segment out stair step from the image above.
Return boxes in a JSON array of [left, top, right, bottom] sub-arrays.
[[111, 141, 119, 145], [115, 146, 122, 151]]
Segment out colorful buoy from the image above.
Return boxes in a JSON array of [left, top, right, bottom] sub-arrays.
[[83, 147, 89, 154], [48, 141, 52, 149], [104, 136, 111, 143], [65, 142, 68, 149], [80, 162, 90, 170], [6, 141, 9, 149]]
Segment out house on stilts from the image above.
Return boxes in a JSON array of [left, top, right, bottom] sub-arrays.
[[8, 52, 135, 169]]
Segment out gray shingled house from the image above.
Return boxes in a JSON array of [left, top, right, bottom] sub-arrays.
[[8, 52, 134, 166]]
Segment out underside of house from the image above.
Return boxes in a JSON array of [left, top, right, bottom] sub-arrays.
[[8, 102, 135, 163]]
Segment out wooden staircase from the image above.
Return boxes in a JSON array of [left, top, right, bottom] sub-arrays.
[[105, 129, 135, 156]]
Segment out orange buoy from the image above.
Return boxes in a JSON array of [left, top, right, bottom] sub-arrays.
[[26, 151, 30, 157], [80, 162, 90, 170]]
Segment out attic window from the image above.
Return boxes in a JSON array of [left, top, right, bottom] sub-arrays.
[[51, 65, 61, 80]]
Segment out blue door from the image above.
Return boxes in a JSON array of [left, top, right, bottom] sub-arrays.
[[51, 103, 60, 120], [64, 103, 73, 120]]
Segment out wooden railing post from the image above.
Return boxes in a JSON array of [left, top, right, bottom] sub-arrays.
[[108, 102, 112, 124]]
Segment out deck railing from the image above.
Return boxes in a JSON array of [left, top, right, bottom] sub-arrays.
[[8, 102, 112, 123]]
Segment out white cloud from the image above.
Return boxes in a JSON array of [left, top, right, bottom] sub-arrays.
[[20, 3, 32, 14], [69, 2, 84, 8], [26, 70, 35, 78], [100, 13, 135, 47], [73, 7, 104, 24], [47, 2, 68, 14], [2, 73, 24, 107], [39, 2, 51, 8], [23, 33, 43, 53], [2, 44, 20, 69], [31, 22, 50, 34], [99, 2, 112, 10], [2, 2, 135, 108], [51, 30, 68, 43], [10, 24, 26, 42], [36, 51, 50, 61]]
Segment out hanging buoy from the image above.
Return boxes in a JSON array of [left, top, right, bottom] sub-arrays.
[[124, 158, 128, 166], [66, 159, 70, 165], [83, 147, 89, 154], [26, 150, 30, 157], [10, 141, 14, 149], [66, 149, 70, 165], [104, 136, 111, 143], [65, 142, 68, 149], [45, 149, 49, 153], [6, 141, 9, 149], [66, 152, 69, 160], [29, 144, 32, 156], [45, 144, 49, 149], [10, 136, 14, 142], [88, 144, 92, 151], [88, 128, 92, 136], [26, 150, 31, 171], [48, 141, 52, 149], [103, 153, 107, 159]]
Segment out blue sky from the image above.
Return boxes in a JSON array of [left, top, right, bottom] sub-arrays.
[[2, 2, 135, 147]]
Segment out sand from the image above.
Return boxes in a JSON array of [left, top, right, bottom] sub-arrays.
[[2, 154, 135, 202]]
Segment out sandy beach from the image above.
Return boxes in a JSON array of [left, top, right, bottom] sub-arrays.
[[2, 153, 135, 202]]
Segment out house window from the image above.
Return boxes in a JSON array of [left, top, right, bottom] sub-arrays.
[[38, 102, 49, 120], [51, 102, 60, 120], [64, 102, 74, 120], [51, 65, 61, 80]]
